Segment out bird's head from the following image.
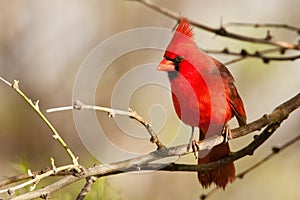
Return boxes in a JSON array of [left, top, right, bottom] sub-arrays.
[[157, 18, 198, 80]]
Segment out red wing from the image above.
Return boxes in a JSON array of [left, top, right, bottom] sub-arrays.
[[213, 59, 247, 126]]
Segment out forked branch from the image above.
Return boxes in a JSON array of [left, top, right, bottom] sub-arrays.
[[9, 92, 300, 200], [131, 0, 300, 50]]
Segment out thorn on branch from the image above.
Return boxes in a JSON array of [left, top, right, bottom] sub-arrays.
[[215, 26, 227, 36], [272, 146, 281, 153], [52, 135, 59, 140], [108, 111, 116, 118], [265, 30, 273, 41], [263, 57, 270, 64], [7, 188, 14, 196], [34, 100, 40, 110], [240, 49, 248, 57], [12, 80, 19, 89], [254, 51, 261, 56], [222, 47, 229, 54], [237, 173, 245, 179], [253, 134, 258, 139], [280, 48, 286, 55], [27, 169, 34, 177]]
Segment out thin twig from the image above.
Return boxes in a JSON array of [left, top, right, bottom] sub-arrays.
[[236, 133, 300, 179], [225, 22, 300, 33], [220, 47, 282, 65], [76, 176, 98, 200], [206, 48, 300, 63], [0, 77, 79, 166], [231, 92, 300, 139], [0, 163, 78, 196], [0, 167, 75, 188], [47, 100, 165, 149], [0, 174, 32, 188], [133, 0, 300, 50]]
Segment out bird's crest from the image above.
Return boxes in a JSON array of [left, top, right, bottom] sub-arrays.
[[176, 18, 194, 38]]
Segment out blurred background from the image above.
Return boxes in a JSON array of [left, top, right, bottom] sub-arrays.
[[0, 0, 300, 199]]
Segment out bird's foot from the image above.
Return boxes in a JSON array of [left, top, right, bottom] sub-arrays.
[[221, 123, 231, 143], [187, 139, 199, 159]]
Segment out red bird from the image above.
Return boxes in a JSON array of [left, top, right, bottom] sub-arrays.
[[157, 18, 246, 189]]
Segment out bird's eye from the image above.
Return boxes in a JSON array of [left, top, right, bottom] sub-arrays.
[[174, 55, 183, 63]]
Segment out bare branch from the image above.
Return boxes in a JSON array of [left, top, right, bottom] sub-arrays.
[[225, 22, 300, 33], [231, 92, 300, 139], [76, 176, 98, 200], [11, 175, 79, 200], [10, 135, 224, 200], [236, 133, 300, 179], [206, 48, 300, 63], [2, 2, 299, 199], [219, 47, 282, 65], [0, 163, 78, 196], [47, 100, 165, 149], [133, 0, 300, 50], [10, 92, 300, 200], [199, 132, 300, 200], [0, 77, 79, 166], [0, 174, 31, 188]]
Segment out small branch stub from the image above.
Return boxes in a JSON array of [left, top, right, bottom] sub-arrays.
[[12, 80, 19, 89], [73, 100, 84, 110]]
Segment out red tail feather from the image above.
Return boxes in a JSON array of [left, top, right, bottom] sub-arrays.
[[198, 142, 235, 189]]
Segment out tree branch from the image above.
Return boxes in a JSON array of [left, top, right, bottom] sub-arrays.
[[2, 2, 299, 198], [0, 77, 79, 166], [10, 92, 300, 200], [231, 92, 300, 138], [206, 48, 300, 63], [236, 133, 300, 179], [200, 132, 300, 200], [0, 163, 79, 197], [47, 100, 165, 149], [132, 0, 300, 50], [225, 22, 300, 34], [76, 176, 98, 200]]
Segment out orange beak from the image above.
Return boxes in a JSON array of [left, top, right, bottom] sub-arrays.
[[157, 59, 175, 72]]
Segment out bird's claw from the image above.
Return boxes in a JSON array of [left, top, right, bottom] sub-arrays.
[[221, 124, 231, 143], [187, 139, 199, 159]]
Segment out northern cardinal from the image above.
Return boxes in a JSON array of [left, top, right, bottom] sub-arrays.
[[157, 18, 246, 189]]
